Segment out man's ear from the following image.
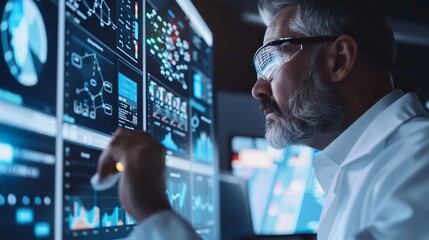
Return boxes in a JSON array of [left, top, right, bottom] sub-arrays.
[[323, 34, 358, 83]]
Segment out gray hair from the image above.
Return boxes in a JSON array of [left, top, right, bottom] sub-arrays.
[[258, 0, 396, 70]]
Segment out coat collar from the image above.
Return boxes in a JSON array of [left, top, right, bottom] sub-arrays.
[[313, 90, 428, 192]]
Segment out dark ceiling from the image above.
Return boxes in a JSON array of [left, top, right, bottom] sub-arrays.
[[191, 0, 429, 105]]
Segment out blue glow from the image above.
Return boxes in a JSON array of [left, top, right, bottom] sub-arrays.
[[125, 213, 136, 225], [166, 182, 187, 208], [192, 195, 214, 225], [0, 194, 5, 206], [193, 132, 213, 163], [22, 196, 30, 206], [0, 89, 23, 105], [134, 21, 139, 40], [161, 132, 184, 152], [193, 73, 203, 99], [0, 143, 13, 163], [68, 199, 100, 230], [16, 208, 34, 225], [118, 73, 137, 103], [101, 207, 125, 227], [190, 99, 206, 113], [8, 0, 24, 29], [34, 222, 50, 238], [34, 197, 42, 205]]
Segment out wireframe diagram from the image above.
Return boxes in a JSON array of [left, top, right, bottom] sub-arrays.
[[71, 52, 113, 120], [64, 23, 117, 135]]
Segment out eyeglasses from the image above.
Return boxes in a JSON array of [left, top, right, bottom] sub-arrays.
[[253, 36, 338, 81]]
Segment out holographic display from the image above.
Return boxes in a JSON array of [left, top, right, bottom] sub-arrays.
[[118, 60, 142, 130], [63, 142, 136, 239], [0, 0, 217, 239], [0, 124, 55, 239], [165, 167, 191, 221], [193, 174, 215, 239], [146, 1, 191, 93], [64, 22, 118, 135], [0, 0, 58, 115], [65, 0, 142, 67], [145, 1, 216, 238], [146, 74, 190, 158], [191, 100, 214, 164]]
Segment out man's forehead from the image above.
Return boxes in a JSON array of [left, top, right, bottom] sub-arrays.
[[263, 5, 299, 44]]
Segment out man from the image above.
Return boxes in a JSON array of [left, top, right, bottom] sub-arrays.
[[97, 0, 429, 239]]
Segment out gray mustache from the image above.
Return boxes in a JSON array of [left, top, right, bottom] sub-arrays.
[[259, 97, 281, 115]]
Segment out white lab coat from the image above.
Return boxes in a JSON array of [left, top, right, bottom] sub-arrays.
[[314, 90, 429, 240]]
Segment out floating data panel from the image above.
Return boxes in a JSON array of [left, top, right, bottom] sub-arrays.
[[0, 124, 56, 239], [63, 142, 136, 239], [0, 0, 58, 116], [146, 75, 190, 158], [193, 174, 215, 239], [0, 0, 217, 239], [145, 1, 216, 237], [165, 167, 192, 221], [65, 0, 143, 68], [191, 100, 214, 164], [63, 0, 144, 238]]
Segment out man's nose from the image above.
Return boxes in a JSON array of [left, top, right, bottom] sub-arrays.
[[252, 78, 272, 100]]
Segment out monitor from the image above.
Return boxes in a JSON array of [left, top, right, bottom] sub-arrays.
[[219, 172, 254, 240], [230, 135, 323, 236], [0, 0, 218, 239]]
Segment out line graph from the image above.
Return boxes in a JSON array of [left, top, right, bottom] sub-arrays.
[[192, 175, 215, 228], [165, 169, 191, 221]]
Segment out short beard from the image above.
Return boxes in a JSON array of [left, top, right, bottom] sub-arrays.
[[263, 61, 348, 149]]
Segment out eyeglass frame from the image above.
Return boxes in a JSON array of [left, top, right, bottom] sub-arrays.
[[253, 36, 339, 81]]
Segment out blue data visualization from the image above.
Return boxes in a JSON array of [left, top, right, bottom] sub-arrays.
[[0, 0, 217, 239], [231, 136, 323, 235], [165, 168, 191, 221]]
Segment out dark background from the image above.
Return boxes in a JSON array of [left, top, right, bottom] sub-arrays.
[[191, 0, 429, 104]]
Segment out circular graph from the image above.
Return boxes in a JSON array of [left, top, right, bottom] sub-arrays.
[[1, 0, 47, 87]]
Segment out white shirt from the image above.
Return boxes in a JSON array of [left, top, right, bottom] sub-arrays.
[[314, 90, 429, 240]]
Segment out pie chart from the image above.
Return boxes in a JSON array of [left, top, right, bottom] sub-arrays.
[[1, 0, 47, 87]]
